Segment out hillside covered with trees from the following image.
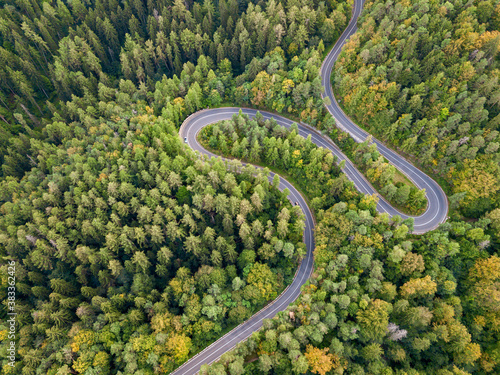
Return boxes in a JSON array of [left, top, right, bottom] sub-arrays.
[[0, 0, 499, 374], [0, 0, 350, 373], [0, 0, 349, 176], [203, 199, 498, 375], [0, 94, 306, 373]]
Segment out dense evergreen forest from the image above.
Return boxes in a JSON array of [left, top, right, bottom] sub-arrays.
[[0, 99, 306, 374], [0, 0, 499, 374], [199, 113, 355, 211], [205, 199, 498, 375], [0, 0, 349, 176]]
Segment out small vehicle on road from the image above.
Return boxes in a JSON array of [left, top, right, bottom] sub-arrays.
[[295, 202, 299, 206], [184, 137, 188, 143]]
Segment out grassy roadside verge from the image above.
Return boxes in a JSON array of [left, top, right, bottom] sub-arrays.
[[329, 128, 428, 216]]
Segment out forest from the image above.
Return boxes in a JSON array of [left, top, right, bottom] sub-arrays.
[[198, 112, 357, 212], [0, 0, 349, 175], [334, 135, 428, 215], [0, 0, 499, 374], [0, 98, 307, 374], [333, 0, 500, 218], [203, 199, 498, 375]]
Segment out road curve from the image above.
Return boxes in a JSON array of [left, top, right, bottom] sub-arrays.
[[172, 0, 448, 373], [321, 0, 448, 233], [173, 108, 315, 375]]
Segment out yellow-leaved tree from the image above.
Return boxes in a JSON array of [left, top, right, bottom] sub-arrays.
[[400, 275, 437, 299], [468, 256, 500, 331], [304, 345, 342, 375]]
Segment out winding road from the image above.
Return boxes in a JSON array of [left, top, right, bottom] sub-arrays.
[[320, 0, 448, 235], [172, 0, 448, 373]]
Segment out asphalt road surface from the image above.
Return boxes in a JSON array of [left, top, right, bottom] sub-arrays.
[[172, 0, 448, 373]]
